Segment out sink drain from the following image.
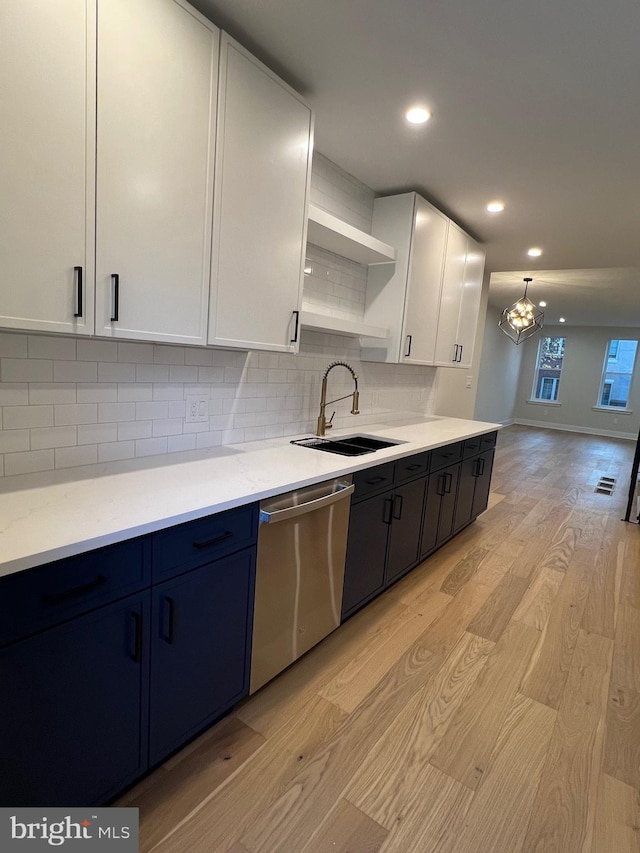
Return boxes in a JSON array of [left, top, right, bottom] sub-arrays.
[[595, 476, 616, 495]]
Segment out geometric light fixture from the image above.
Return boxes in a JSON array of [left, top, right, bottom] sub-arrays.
[[498, 277, 544, 344]]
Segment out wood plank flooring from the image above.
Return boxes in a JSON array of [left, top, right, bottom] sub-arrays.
[[117, 425, 640, 853]]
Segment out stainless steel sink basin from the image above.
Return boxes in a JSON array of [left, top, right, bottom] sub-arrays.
[[291, 435, 401, 456]]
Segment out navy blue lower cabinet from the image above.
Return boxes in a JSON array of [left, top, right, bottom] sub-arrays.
[[453, 449, 495, 533], [385, 477, 427, 585], [420, 462, 461, 558], [0, 592, 150, 807], [341, 493, 390, 618], [148, 548, 255, 766]]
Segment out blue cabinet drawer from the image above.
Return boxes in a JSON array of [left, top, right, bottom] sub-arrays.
[[0, 536, 151, 647], [481, 431, 498, 451], [464, 431, 497, 459], [352, 461, 396, 502], [430, 442, 463, 471], [395, 451, 430, 483], [152, 503, 258, 582]]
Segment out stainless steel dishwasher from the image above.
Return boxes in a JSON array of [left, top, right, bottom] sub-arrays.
[[250, 475, 354, 694]]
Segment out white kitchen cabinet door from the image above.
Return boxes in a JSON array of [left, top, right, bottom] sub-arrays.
[[433, 222, 468, 366], [455, 238, 485, 368], [401, 197, 449, 364], [362, 193, 447, 365], [95, 0, 218, 345], [0, 0, 95, 335], [209, 35, 313, 352], [433, 225, 485, 368]]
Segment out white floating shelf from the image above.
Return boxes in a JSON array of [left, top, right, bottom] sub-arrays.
[[306, 204, 397, 265], [300, 308, 388, 339]]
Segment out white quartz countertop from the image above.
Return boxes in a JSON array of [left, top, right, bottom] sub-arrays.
[[0, 416, 500, 578]]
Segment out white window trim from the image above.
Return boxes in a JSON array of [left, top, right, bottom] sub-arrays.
[[526, 399, 562, 406], [592, 406, 633, 415]]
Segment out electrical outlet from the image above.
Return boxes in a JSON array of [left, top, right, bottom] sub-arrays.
[[466, 375, 473, 389], [185, 395, 209, 424]]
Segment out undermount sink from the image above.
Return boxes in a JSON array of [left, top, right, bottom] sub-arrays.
[[291, 435, 402, 456]]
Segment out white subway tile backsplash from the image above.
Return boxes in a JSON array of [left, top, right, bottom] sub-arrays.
[[55, 444, 97, 469], [118, 421, 153, 441], [136, 401, 169, 421], [98, 441, 135, 463], [4, 449, 54, 476], [77, 383, 118, 404], [118, 342, 154, 364], [31, 426, 77, 450], [2, 405, 53, 429], [77, 423, 118, 445], [168, 400, 186, 419], [28, 383, 76, 405], [169, 365, 198, 383], [0, 333, 28, 358], [0, 429, 30, 453], [136, 364, 169, 383], [118, 383, 153, 403], [135, 436, 168, 457], [195, 431, 222, 449], [154, 345, 184, 365], [2, 358, 53, 382], [197, 367, 224, 383], [152, 384, 184, 401], [54, 403, 97, 426], [27, 335, 76, 361], [99, 362, 137, 383], [54, 360, 97, 383], [152, 418, 183, 437], [0, 383, 29, 406], [168, 433, 196, 453], [77, 339, 118, 362], [184, 348, 214, 366], [98, 402, 136, 423]]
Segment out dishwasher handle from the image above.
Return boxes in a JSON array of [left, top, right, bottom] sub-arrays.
[[260, 482, 354, 524]]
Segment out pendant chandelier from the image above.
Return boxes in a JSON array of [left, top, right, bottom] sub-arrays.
[[498, 277, 544, 344]]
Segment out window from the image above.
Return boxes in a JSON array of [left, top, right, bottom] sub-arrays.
[[597, 339, 638, 409], [531, 337, 565, 402]]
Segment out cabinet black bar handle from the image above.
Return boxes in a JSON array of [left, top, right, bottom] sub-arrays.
[[110, 273, 119, 322], [437, 473, 447, 497], [444, 472, 453, 493], [290, 310, 300, 343], [405, 463, 422, 471], [365, 476, 386, 485], [73, 266, 83, 318], [383, 497, 394, 525], [474, 457, 485, 478], [192, 530, 233, 550], [452, 344, 459, 362], [130, 611, 143, 663], [162, 596, 175, 644], [405, 335, 412, 357], [457, 344, 463, 363], [392, 494, 403, 520], [42, 574, 107, 605]]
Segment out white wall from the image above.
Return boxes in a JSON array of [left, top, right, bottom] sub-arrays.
[[513, 324, 640, 438], [473, 300, 524, 424]]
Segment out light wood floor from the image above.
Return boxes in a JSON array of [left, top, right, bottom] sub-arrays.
[[118, 425, 640, 852]]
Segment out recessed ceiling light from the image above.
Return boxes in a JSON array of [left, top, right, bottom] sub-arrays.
[[559, 317, 566, 323], [538, 300, 547, 307], [527, 247, 543, 257], [486, 201, 504, 213], [405, 106, 431, 124]]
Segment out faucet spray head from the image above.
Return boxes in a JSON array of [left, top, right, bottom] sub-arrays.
[[351, 389, 360, 415]]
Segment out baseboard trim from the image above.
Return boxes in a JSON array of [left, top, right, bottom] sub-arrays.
[[513, 418, 636, 441]]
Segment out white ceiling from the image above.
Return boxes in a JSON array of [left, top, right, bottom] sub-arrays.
[[194, 0, 640, 326]]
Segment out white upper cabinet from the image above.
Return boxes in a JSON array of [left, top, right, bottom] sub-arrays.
[[433, 224, 485, 368], [95, 0, 218, 345], [362, 192, 484, 368], [208, 34, 313, 352], [362, 194, 448, 364], [0, 0, 95, 336]]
